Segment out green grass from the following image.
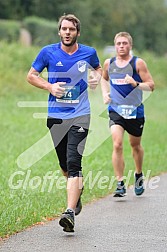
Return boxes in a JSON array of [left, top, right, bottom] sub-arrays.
[[0, 42, 167, 238]]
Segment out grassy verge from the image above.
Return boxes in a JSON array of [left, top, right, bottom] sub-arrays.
[[0, 43, 167, 238]]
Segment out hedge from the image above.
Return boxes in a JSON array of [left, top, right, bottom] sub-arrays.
[[0, 19, 20, 42], [22, 16, 59, 46]]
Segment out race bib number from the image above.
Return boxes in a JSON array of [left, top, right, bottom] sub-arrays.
[[56, 86, 80, 103], [117, 105, 137, 119]]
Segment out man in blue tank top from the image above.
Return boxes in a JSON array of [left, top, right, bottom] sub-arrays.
[[27, 14, 102, 232], [101, 32, 154, 197]]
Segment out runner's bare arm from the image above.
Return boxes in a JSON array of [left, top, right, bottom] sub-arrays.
[[124, 59, 155, 91], [27, 67, 65, 97], [101, 59, 111, 104], [136, 58, 155, 91]]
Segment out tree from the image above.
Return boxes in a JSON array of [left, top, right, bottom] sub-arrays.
[[1, 0, 167, 54]]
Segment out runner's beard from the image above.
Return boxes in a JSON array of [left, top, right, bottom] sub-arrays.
[[61, 36, 78, 47]]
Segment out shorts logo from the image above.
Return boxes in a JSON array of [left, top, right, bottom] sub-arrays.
[[77, 61, 86, 72], [78, 127, 85, 132]]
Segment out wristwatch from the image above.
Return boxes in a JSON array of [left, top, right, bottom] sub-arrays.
[[136, 82, 140, 87]]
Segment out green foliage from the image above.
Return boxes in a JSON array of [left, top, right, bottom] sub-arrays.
[[0, 19, 20, 42], [22, 16, 59, 46], [129, 0, 167, 55], [0, 41, 39, 96], [1, 0, 167, 54]]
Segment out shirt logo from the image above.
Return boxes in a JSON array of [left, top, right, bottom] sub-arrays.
[[111, 78, 126, 85], [56, 61, 63, 66], [77, 61, 86, 72]]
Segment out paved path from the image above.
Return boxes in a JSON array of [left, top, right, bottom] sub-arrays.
[[0, 174, 167, 252]]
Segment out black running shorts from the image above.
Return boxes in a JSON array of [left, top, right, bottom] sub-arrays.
[[47, 115, 90, 177], [109, 111, 145, 137]]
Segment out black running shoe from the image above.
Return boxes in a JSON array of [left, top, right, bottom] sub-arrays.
[[75, 187, 84, 216], [113, 182, 127, 197], [134, 173, 144, 196], [59, 209, 74, 232]]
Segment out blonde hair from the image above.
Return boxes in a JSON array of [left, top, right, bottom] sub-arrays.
[[114, 32, 133, 46]]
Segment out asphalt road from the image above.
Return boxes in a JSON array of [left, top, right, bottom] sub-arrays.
[[0, 174, 167, 252]]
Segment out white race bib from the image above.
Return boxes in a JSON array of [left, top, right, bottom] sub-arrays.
[[117, 105, 137, 119]]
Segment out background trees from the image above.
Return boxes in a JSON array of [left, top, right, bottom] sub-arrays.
[[0, 0, 167, 54]]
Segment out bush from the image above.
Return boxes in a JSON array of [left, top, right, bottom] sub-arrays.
[[22, 16, 59, 46], [0, 19, 20, 42]]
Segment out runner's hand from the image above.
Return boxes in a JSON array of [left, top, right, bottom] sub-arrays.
[[49, 82, 66, 97], [88, 71, 100, 90], [103, 93, 111, 104], [125, 74, 136, 87]]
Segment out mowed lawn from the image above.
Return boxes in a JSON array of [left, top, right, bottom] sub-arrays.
[[0, 85, 167, 237]]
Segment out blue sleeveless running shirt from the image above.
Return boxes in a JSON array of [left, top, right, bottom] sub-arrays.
[[32, 43, 100, 119], [108, 56, 144, 118]]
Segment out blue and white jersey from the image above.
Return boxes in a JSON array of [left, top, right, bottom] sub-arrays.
[[32, 43, 100, 119], [108, 56, 144, 119]]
